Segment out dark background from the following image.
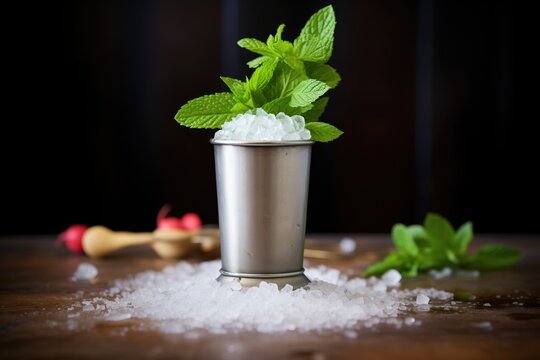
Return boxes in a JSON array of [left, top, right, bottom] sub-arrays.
[[2, 0, 537, 235]]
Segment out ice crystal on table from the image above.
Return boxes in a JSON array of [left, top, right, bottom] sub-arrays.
[[71, 263, 98, 281], [68, 261, 452, 334], [416, 294, 430, 305], [339, 237, 357, 254]]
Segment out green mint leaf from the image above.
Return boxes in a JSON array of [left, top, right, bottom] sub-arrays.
[[175, 6, 343, 142], [266, 24, 294, 56], [265, 62, 307, 100], [248, 57, 278, 92], [175, 92, 239, 129], [424, 212, 457, 251], [237, 38, 276, 57], [220, 77, 248, 103], [392, 224, 419, 257], [305, 62, 341, 88], [230, 102, 250, 113], [305, 121, 343, 142], [262, 96, 312, 116], [363, 252, 403, 277], [247, 56, 269, 68], [290, 79, 329, 107], [408, 224, 430, 248], [284, 57, 304, 70], [294, 36, 329, 62], [275, 24, 285, 41], [455, 222, 473, 256], [416, 251, 443, 270], [403, 262, 419, 277], [467, 244, 522, 270], [293, 5, 335, 63], [302, 97, 328, 122], [272, 40, 294, 56]]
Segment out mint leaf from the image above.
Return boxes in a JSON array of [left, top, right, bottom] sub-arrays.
[[237, 38, 276, 57], [455, 222, 473, 256], [274, 24, 285, 41], [305, 62, 341, 88], [293, 5, 335, 63], [467, 244, 522, 270], [305, 122, 343, 142], [424, 212, 458, 252], [230, 102, 250, 113], [302, 97, 328, 122], [262, 96, 312, 116], [267, 24, 295, 54], [408, 224, 429, 248], [220, 77, 247, 103], [247, 56, 269, 68], [365, 214, 522, 278], [264, 62, 307, 100], [248, 57, 278, 92], [364, 253, 404, 277], [392, 224, 419, 257], [294, 36, 329, 62], [403, 262, 419, 277], [175, 6, 343, 142], [175, 93, 239, 129], [290, 79, 329, 107]]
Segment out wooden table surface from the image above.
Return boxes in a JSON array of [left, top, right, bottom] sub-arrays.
[[1, 234, 539, 360]]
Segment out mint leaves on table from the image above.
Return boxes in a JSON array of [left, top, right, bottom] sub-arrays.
[[363, 213, 523, 277], [175, 5, 343, 142]]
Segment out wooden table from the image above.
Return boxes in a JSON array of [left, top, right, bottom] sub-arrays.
[[1, 235, 539, 359]]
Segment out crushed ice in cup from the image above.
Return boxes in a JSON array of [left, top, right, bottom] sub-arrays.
[[71, 263, 98, 281], [214, 108, 311, 141], [66, 261, 452, 334]]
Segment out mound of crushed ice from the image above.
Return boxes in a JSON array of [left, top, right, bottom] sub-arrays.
[[69, 261, 452, 334], [214, 108, 311, 141]]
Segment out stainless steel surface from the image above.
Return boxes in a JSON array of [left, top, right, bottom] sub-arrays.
[[213, 140, 313, 288], [216, 273, 311, 289]]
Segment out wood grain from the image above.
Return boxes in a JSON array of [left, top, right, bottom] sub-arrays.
[[1, 235, 539, 359]]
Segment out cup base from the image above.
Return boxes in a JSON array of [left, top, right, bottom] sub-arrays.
[[216, 269, 310, 289]]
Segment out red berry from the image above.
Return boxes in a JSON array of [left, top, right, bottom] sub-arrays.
[[59, 224, 88, 254], [157, 217, 184, 230], [179, 213, 202, 230]]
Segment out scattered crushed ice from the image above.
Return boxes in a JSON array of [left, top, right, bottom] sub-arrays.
[[429, 267, 452, 280], [404, 317, 416, 326], [381, 269, 401, 287], [339, 237, 357, 254], [483, 302, 491, 307], [71, 263, 98, 281], [416, 294, 430, 305], [68, 261, 452, 334], [456, 270, 480, 279], [473, 321, 493, 329], [214, 108, 311, 141]]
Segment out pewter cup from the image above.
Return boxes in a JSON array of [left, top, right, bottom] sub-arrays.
[[212, 140, 313, 288]]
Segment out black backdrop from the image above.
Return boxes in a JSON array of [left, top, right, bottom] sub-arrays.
[[2, 0, 537, 235]]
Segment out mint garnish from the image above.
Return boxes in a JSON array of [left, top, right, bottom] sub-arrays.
[[174, 5, 342, 142], [363, 213, 523, 277]]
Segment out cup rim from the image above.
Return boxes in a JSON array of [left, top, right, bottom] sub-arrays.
[[210, 139, 314, 146]]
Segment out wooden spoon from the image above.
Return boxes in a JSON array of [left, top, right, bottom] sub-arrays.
[[81, 226, 219, 259]]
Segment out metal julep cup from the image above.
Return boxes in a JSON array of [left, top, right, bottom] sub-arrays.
[[211, 140, 313, 289]]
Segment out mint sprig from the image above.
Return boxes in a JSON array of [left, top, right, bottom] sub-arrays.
[[174, 5, 343, 142], [363, 213, 523, 277]]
